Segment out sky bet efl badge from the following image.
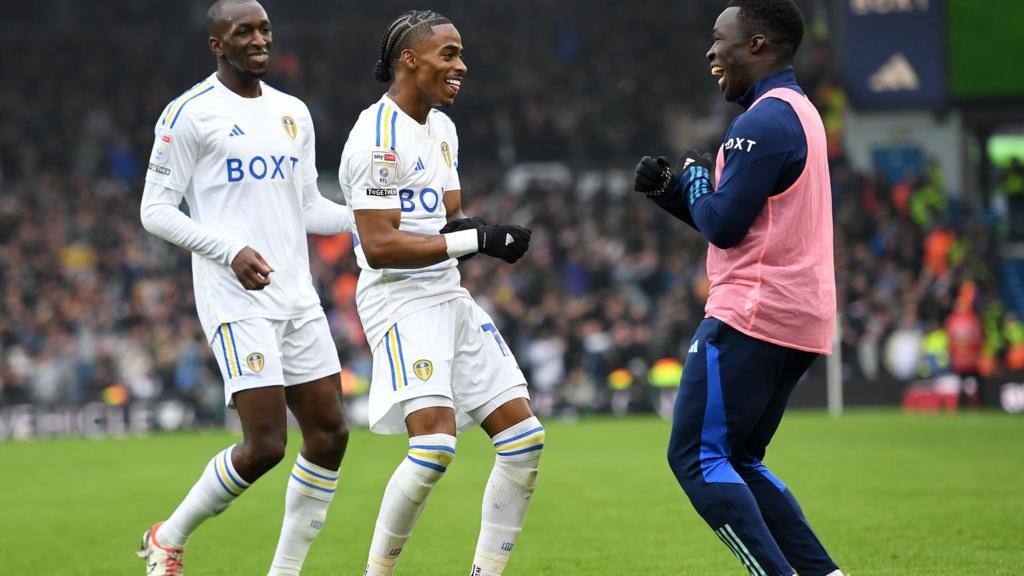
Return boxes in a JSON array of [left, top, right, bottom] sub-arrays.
[[413, 359, 433, 381], [152, 129, 172, 164], [246, 352, 265, 373], [372, 151, 398, 186], [440, 141, 452, 168], [281, 116, 297, 140]]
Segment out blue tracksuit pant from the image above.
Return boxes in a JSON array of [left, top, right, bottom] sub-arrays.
[[667, 318, 839, 576]]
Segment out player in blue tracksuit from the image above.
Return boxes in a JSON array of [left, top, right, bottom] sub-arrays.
[[633, 1, 842, 575]]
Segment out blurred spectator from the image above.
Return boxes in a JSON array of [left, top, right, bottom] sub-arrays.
[[918, 321, 950, 379], [909, 161, 947, 229], [945, 282, 983, 407], [883, 312, 922, 382], [525, 322, 566, 418], [1002, 312, 1024, 372]]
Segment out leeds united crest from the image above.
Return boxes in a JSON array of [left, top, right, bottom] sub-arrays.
[[246, 352, 265, 373], [413, 359, 433, 381], [281, 116, 297, 140], [440, 142, 451, 168]]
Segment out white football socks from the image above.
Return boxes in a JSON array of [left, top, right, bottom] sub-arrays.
[[267, 454, 339, 576], [365, 434, 457, 576], [159, 445, 250, 548], [471, 417, 544, 575]]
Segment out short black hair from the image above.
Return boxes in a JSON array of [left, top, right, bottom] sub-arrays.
[[207, 0, 260, 36], [373, 9, 452, 83], [728, 0, 805, 60]]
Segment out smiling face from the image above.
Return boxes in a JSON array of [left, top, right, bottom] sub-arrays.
[[210, 1, 272, 81], [706, 7, 760, 102], [405, 23, 466, 108]]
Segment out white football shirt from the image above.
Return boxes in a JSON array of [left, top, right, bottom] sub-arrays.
[[145, 73, 322, 339], [338, 94, 469, 348]]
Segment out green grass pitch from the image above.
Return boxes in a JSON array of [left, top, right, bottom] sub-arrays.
[[1, 410, 1022, 575]]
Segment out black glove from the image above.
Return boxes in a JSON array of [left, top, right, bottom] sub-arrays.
[[440, 216, 487, 261], [678, 149, 714, 206], [633, 155, 675, 198], [477, 224, 531, 263], [440, 216, 487, 233]]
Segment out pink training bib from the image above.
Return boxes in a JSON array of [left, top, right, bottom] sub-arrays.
[[705, 87, 836, 355]]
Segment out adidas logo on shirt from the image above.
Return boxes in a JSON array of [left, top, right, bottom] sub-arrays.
[[688, 339, 699, 354], [414, 157, 425, 171], [228, 124, 245, 137]]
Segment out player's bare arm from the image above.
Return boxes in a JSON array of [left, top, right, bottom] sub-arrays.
[[354, 195, 531, 269], [354, 208, 451, 269], [443, 189, 466, 221]]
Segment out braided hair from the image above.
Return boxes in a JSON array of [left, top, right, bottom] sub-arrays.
[[373, 9, 452, 83]]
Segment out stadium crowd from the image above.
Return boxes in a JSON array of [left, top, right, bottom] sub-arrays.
[[1, 0, 1020, 418]]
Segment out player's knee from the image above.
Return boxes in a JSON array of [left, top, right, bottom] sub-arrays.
[[256, 444, 287, 473], [405, 433, 457, 481], [397, 435, 455, 504], [322, 418, 350, 465], [495, 431, 544, 465], [492, 419, 544, 488], [666, 446, 680, 474], [666, 443, 696, 488], [332, 418, 350, 455], [247, 435, 288, 474], [308, 417, 349, 461]]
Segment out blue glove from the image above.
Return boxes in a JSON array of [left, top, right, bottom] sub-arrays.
[[678, 149, 714, 206]]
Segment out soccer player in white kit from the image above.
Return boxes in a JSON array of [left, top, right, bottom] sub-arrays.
[[338, 10, 545, 576], [136, 2, 351, 574]]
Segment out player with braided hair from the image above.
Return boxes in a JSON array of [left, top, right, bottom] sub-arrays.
[[371, 10, 451, 83], [337, 9, 542, 576]]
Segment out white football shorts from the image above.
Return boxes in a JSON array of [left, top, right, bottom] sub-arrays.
[[368, 297, 528, 434], [209, 311, 341, 407]]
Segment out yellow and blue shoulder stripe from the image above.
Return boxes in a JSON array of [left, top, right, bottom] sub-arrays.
[[375, 101, 399, 150], [162, 81, 214, 129]]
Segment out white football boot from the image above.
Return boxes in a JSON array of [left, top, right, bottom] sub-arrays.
[[138, 522, 185, 575]]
